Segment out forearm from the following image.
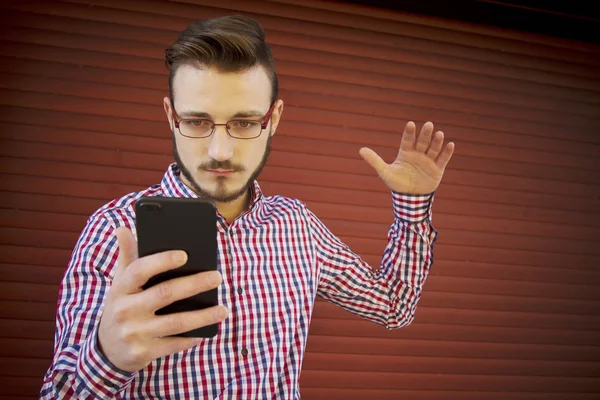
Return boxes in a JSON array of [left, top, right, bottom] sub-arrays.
[[383, 204, 437, 327], [40, 322, 136, 399], [41, 216, 135, 398]]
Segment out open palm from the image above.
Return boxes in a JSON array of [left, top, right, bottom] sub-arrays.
[[359, 121, 455, 195]]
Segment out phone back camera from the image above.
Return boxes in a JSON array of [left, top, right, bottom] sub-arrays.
[[140, 202, 162, 212]]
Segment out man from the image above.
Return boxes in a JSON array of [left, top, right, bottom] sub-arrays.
[[41, 15, 454, 399]]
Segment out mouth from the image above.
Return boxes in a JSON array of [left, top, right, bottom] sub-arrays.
[[205, 169, 236, 177]]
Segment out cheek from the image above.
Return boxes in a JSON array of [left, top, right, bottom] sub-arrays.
[[176, 137, 207, 162], [244, 141, 267, 166]]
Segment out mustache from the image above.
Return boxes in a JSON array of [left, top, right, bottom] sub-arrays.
[[198, 159, 245, 172]]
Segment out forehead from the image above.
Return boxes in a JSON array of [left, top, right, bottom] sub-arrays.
[[172, 64, 272, 116]]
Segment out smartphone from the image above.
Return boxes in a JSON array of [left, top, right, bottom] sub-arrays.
[[135, 196, 219, 338]]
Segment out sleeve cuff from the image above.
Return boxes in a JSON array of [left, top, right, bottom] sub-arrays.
[[76, 324, 135, 398], [391, 191, 434, 223]]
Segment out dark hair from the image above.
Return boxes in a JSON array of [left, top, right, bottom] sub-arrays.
[[165, 15, 278, 105]]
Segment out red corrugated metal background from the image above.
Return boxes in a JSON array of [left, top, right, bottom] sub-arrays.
[[1, 0, 599, 398]]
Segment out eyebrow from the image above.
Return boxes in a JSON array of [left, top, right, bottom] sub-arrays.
[[177, 109, 265, 119]]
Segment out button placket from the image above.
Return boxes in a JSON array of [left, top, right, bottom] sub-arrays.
[[228, 226, 250, 369]]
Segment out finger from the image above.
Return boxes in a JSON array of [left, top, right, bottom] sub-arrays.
[[436, 142, 455, 170], [150, 305, 228, 338], [399, 121, 417, 151], [415, 122, 434, 153], [121, 250, 188, 294], [113, 226, 138, 282], [426, 131, 444, 160], [359, 147, 388, 177], [140, 270, 223, 312]]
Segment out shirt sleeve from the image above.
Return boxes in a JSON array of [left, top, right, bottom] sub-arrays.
[[40, 215, 136, 399], [311, 191, 438, 329]]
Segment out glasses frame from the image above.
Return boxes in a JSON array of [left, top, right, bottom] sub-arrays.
[[173, 101, 277, 140]]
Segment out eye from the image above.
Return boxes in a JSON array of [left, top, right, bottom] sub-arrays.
[[183, 119, 211, 128], [232, 121, 258, 129]]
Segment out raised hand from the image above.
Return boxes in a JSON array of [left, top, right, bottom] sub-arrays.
[[359, 121, 455, 194]]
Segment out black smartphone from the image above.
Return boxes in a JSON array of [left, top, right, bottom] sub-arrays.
[[135, 196, 219, 338]]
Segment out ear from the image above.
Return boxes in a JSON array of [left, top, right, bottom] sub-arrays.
[[163, 96, 175, 130], [268, 99, 284, 137]]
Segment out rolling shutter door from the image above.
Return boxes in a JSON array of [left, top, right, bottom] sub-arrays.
[[0, 0, 599, 398]]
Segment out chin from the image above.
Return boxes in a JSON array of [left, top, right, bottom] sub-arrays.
[[197, 176, 249, 203]]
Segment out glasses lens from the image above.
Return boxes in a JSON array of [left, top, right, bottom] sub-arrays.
[[228, 120, 262, 139], [179, 120, 213, 137]]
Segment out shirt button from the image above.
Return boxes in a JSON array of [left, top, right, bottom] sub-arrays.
[[237, 287, 243, 295], [241, 348, 248, 356]]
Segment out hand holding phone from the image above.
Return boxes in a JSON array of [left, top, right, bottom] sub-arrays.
[[97, 226, 228, 373]]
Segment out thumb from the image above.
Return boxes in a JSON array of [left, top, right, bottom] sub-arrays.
[[113, 226, 138, 280], [359, 147, 388, 177]]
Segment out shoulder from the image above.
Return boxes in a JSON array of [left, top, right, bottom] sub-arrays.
[[88, 184, 162, 230], [261, 193, 308, 215], [256, 194, 323, 231], [69, 185, 162, 276]]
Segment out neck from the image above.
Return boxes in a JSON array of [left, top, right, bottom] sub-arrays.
[[214, 190, 250, 224], [179, 175, 251, 224]]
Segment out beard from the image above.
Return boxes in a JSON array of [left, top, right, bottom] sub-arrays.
[[172, 129, 272, 203]]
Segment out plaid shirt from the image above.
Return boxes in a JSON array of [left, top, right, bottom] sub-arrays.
[[40, 163, 437, 399]]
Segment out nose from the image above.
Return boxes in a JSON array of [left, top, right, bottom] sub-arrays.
[[207, 125, 234, 162]]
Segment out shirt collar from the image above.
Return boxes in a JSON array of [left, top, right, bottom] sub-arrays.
[[160, 162, 264, 210]]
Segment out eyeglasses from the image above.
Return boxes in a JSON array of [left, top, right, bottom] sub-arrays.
[[173, 102, 277, 140]]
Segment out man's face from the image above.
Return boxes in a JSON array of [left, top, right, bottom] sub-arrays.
[[164, 64, 283, 203]]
